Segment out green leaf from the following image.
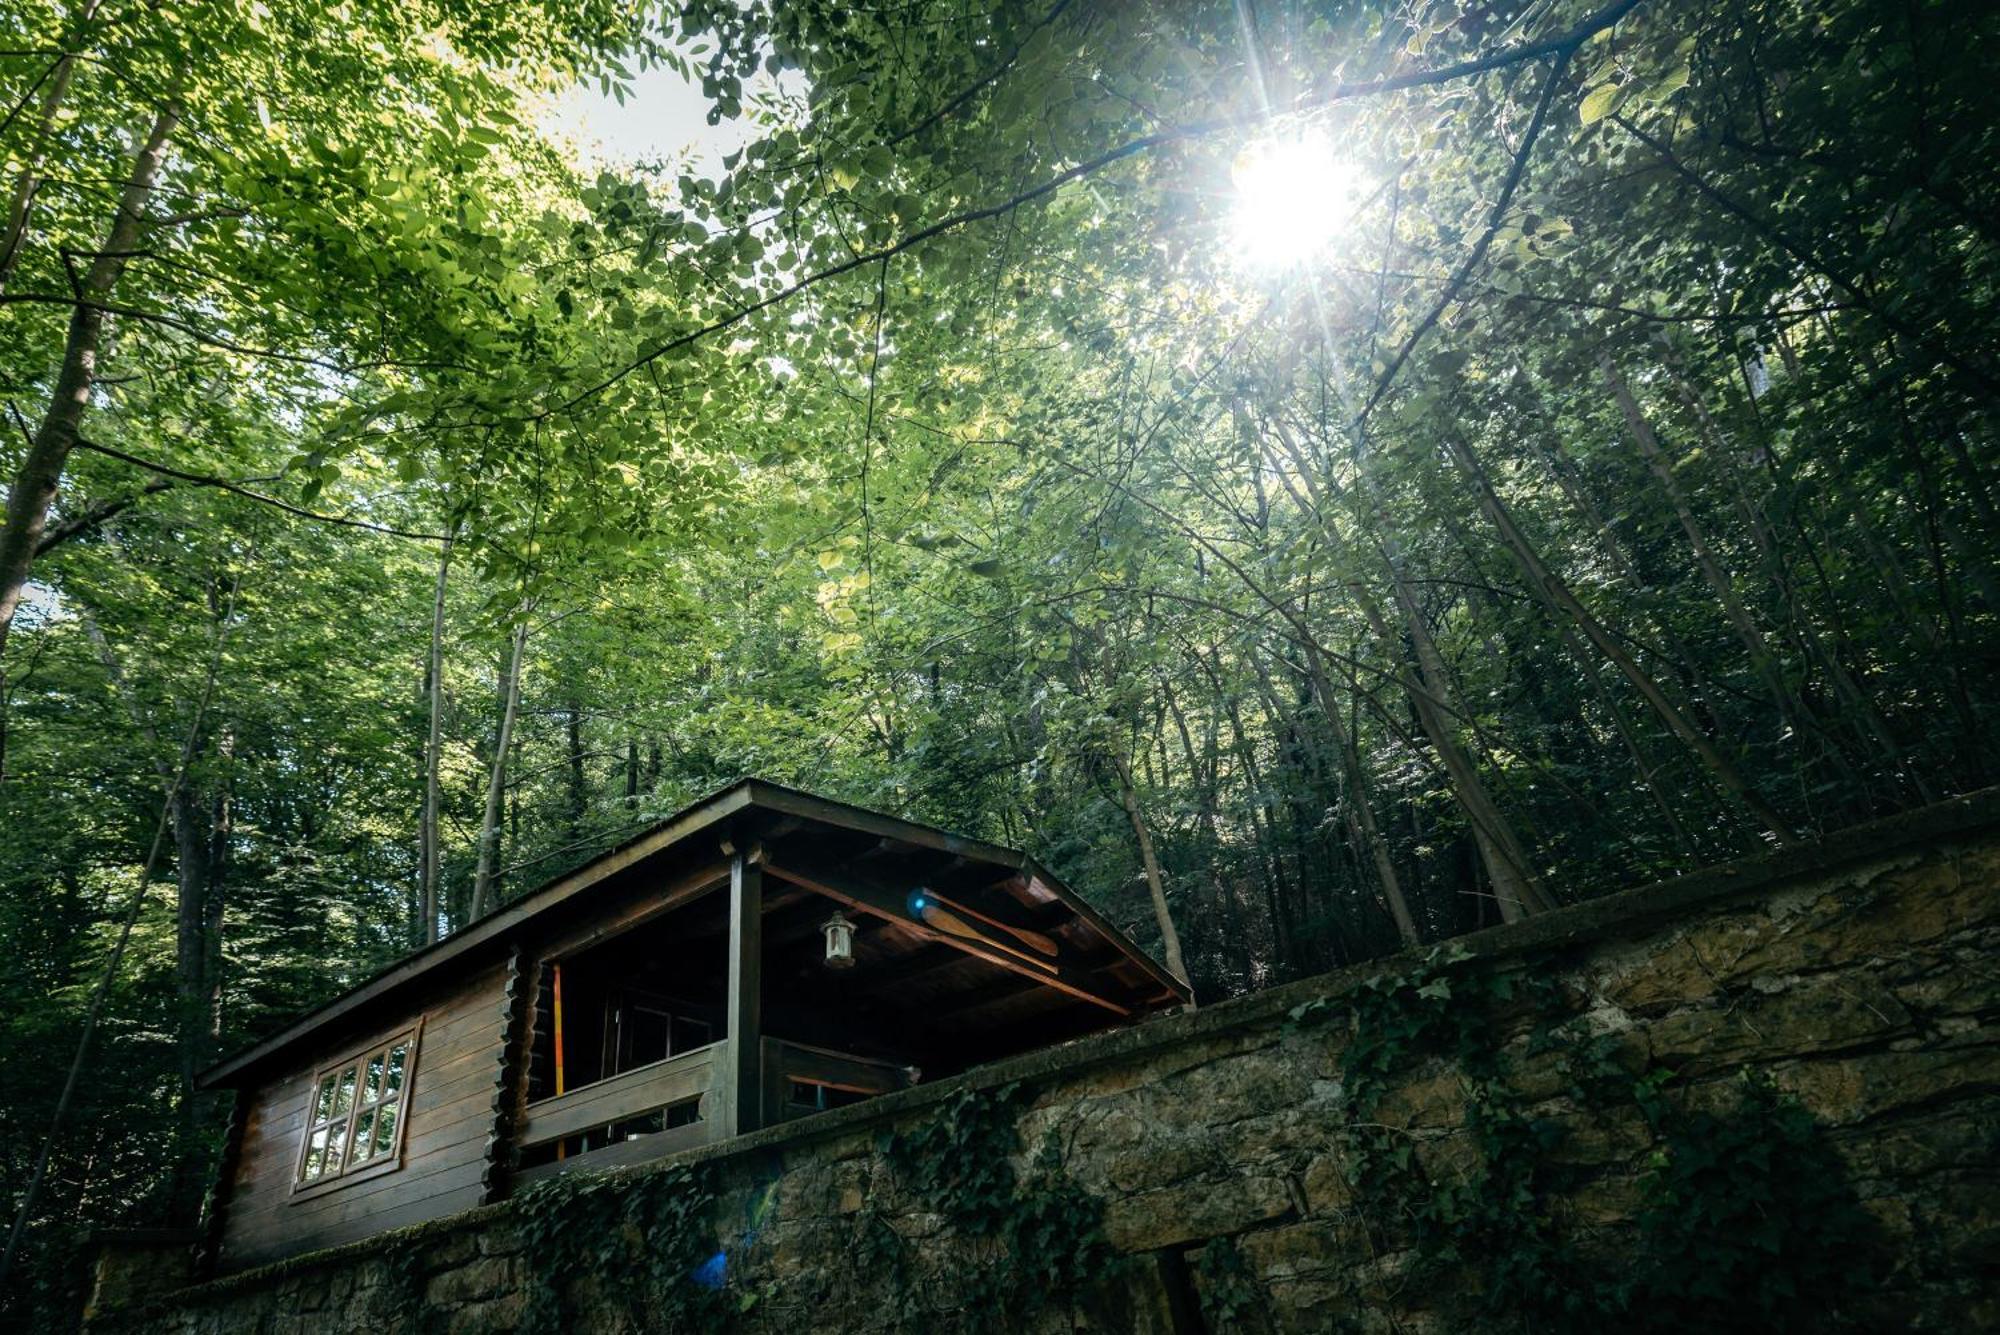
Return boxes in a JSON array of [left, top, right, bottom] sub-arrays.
[[1579, 82, 1621, 125]]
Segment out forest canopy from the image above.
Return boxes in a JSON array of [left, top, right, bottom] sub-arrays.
[[2, 0, 1996, 1320]]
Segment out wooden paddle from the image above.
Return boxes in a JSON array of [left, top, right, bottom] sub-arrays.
[[906, 890, 1057, 971], [916, 888, 1061, 957]]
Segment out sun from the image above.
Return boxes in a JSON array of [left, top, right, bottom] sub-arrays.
[[1228, 129, 1368, 271]]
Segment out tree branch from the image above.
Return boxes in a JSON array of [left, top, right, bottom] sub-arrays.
[[33, 477, 173, 555], [1357, 50, 1570, 432], [69, 436, 445, 541], [544, 0, 1648, 418]]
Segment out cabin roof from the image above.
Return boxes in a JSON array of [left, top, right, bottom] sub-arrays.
[[199, 778, 1188, 1088]]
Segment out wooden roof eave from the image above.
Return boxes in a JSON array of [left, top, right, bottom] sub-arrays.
[[195, 783, 758, 1089], [1020, 854, 1192, 1005], [195, 777, 1188, 1090]]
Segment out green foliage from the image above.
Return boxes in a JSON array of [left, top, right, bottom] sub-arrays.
[[1194, 1235, 1263, 1333], [878, 1083, 1116, 1326], [1292, 952, 1875, 1330], [1630, 1073, 1877, 1328], [515, 1162, 735, 1331]]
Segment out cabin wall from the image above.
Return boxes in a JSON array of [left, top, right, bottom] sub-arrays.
[[216, 959, 509, 1270]]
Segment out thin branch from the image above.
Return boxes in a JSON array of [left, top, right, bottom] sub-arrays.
[[68, 436, 445, 541], [881, 0, 1078, 149], [545, 0, 1648, 418], [33, 478, 173, 555], [1358, 51, 1570, 431]]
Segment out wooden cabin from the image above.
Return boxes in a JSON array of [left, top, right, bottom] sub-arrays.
[[193, 780, 1188, 1272]]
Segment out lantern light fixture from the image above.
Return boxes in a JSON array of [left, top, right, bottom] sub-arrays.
[[821, 910, 857, 968]]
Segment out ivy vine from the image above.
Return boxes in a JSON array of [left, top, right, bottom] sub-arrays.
[[515, 1161, 741, 1332], [1287, 946, 1876, 1331], [873, 1082, 1118, 1329]]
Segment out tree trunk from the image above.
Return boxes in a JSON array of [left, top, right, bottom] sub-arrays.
[[1438, 431, 1800, 845], [1597, 350, 1816, 746], [1265, 418, 1554, 920], [0, 0, 101, 295], [1300, 645, 1421, 946], [470, 616, 528, 920], [0, 104, 176, 662], [1109, 750, 1189, 988], [419, 533, 451, 944], [565, 698, 587, 839], [1364, 562, 1557, 921]]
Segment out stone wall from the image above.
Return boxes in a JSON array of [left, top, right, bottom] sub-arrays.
[[94, 792, 2000, 1332]]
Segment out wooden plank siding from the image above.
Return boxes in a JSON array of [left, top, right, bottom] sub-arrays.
[[217, 959, 508, 1270]]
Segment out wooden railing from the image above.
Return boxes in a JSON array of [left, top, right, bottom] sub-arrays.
[[514, 1042, 721, 1181], [512, 1037, 917, 1184], [763, 1039, 916, 1123]]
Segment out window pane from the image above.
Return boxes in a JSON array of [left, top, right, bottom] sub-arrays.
[[372, 1101, 399, 1156], [626, 1005, 671, 1069], [301, 1126, 330, 1181], [311, 1074, 337, 1125], [385, 1044, 408, 1095], [350, 1108, 377, 1164], [332, 1065, 357, 1118], [362, 1052, 386, 1105], [324, 1121, 348, 1174]]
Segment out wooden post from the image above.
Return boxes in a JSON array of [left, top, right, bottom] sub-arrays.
[[721, 849, 763, 1136]]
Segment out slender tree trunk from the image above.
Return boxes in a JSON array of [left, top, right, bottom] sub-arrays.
[[470, 616, 528, 920], [1268, 416, 1554, 919], [0, 590, 228, 1292], [1671, 352, 1918, 794], [0, 0, 101, 295], [1363, 564, 1557, 921], [1597, 350, 1817, 746], [1438, 431, 1799, 844], [565, 698, 586, 839], [1220, 675, 1292, 977], [0, 104, 176, 662], [419, 534, 451, 944], [1299, 645, 1421, 945], [1110, 750, 1189, 987]]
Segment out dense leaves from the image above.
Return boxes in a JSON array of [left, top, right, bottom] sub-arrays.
[[2, 0, 1995, 1323]]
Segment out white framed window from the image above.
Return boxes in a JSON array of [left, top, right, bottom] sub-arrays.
[[293, 1025, 420, 1194]]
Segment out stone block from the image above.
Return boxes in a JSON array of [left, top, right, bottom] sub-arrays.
[[1101, 1174, 1295, 1251], [1371, 1067, 1466, 1131], [1772, 1045, 2000, 1126], [426, 1254, 514, 1307], [445, 1291, 525, 1334], [1299, 1152, 1353, 1214]]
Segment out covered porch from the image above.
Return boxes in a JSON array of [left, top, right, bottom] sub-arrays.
[[504, 787, 1186, 1184]]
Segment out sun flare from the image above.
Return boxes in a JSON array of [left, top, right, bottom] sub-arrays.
[[1228, 130, 1368, 271]]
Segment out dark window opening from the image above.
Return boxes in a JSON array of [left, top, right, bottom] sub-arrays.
[[786, 1079, 868, 1114], [527, 942, 720, 1103]]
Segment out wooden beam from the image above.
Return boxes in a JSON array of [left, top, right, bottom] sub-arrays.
[[763, 858, 1133, 1017], [746, 780, 1028, 869], [923, 973, 1044, 1020], [720, 853, 764, 1135]]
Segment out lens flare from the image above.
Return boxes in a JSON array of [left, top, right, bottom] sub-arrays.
[[1228, 129, 1368, 271]]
